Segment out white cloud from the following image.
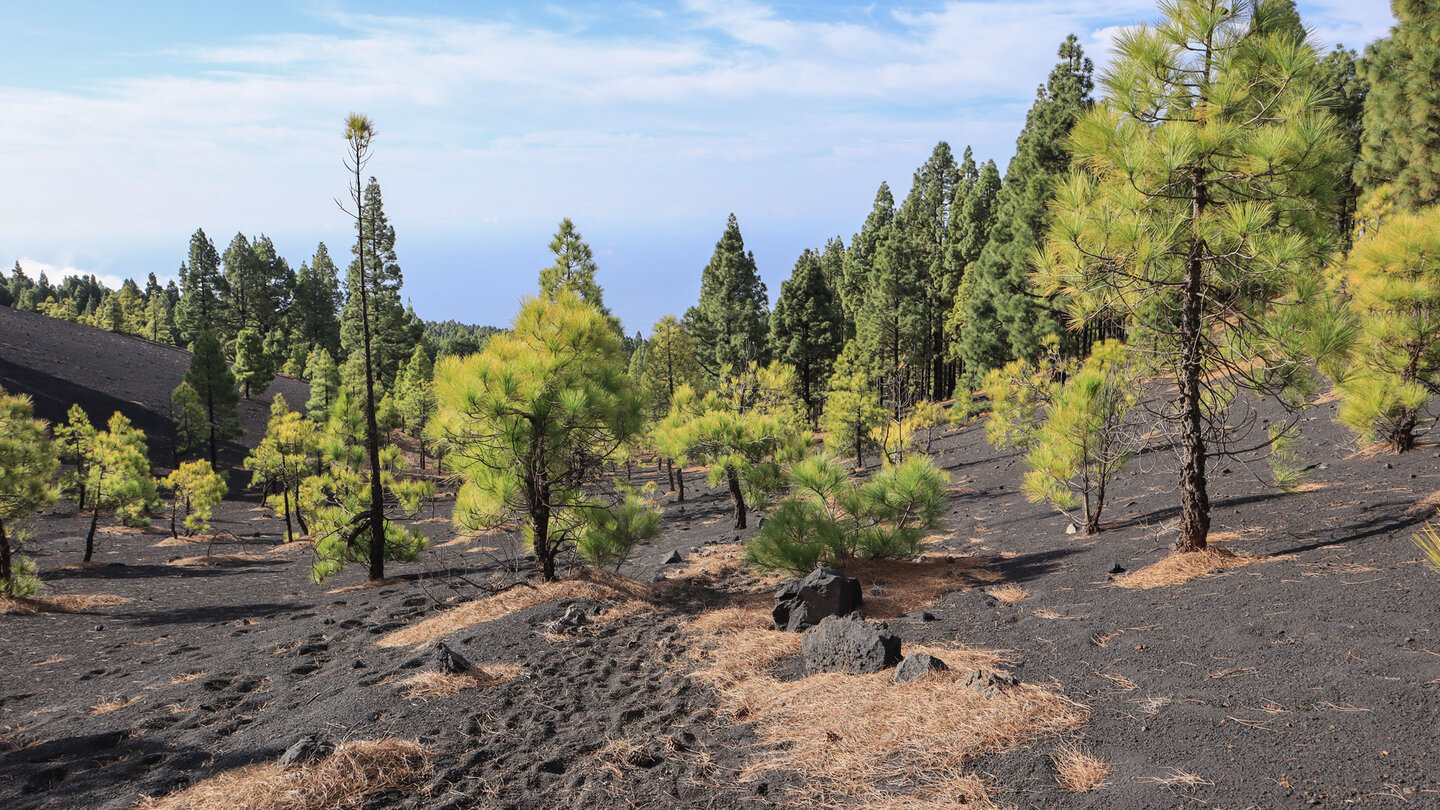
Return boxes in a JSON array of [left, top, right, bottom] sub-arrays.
[[16, 257, 131, 291]]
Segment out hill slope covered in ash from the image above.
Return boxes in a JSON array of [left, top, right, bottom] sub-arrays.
[[0, 306, 307, 471]]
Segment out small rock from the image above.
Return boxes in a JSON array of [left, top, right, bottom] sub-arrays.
[[1318, 463, 1329, 470], [1108, 563, 1127, 575], [93, 625, 104, 632], [434, 641, 471, 674], [911, 610, 937, 622], [278, 736, 330, 767], [869, 586, 883, 596], [1385, 462, 1394, 470], [801, 613, 902, 675], [662, 549, 684, 565], [964, 668, 1019, 698], [894, 653, 948, 683], [1065, 523, 1077, 535], [651, 574, 667, 583]]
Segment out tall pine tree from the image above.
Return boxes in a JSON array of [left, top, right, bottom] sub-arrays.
[[769, 249, 844, 423], [958, 35, 1095, 383], [1356, 0, 1440, 211], [684, 214, 770, 379], [176, 229, 225, 344], [340, 177, 416, 390], [185, 331, 242, 464], [293, 243, 343, 357]]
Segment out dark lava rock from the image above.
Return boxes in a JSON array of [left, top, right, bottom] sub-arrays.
[[662, 549, 684, 565], [773, 567, 863, 632], [434, 641, 472, 674], [801, 613, 901, 675], [277, 735, 331, 767], [964, 668, 1020, 698], [1108, 563, 1128, 575], [894, 653, 948, 684]]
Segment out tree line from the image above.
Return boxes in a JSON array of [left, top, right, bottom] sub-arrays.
[[5, 0, 1440, 594]]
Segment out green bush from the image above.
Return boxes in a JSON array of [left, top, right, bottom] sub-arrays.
[[745, 454, 948, 576]]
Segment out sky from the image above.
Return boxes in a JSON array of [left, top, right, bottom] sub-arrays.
[[0, 0, 1397, 335]]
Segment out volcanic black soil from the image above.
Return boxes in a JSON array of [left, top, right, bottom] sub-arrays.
[[2, 308, 1438, 809]]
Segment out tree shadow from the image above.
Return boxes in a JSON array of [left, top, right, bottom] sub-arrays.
[[110, 601, 307, 627]]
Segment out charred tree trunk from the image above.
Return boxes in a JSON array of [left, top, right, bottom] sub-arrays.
[[726, 466, 746, 530], [1176, 168, 1211, 553], [0, 520, 12, 586]]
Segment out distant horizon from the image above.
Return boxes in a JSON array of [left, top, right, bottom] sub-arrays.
[[0, 1, 1395, 336]]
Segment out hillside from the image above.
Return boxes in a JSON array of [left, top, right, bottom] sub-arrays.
[[0, 320, 1437, 809], [0, 306, 309, 472]]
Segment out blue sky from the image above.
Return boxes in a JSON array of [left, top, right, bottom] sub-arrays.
[[0, 1, 1396, 334]]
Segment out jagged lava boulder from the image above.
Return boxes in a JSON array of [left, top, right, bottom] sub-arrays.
[[893, 653, 948, 684], [801, 613, 902, 675], [773, 567, 863, 632]]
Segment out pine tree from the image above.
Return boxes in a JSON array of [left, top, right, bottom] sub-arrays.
[[684, 214, 770, 379], [170, 382, 209, 463], [332, 114, 415, 582], [176, 228, 225, 343], [431, 294, 645, 581], [840, 184, 895, 331], [945, 157, 1003, 368], [340, 177, 415, 390], [1356, 0, 1440, 210], [769, 249, 844, 423], [144, 292, 173, 343], [292, 243, 343, 357], [232, 328, 274, 399], [1335, 206, 1440, 451], [304, 347, 341, 421], [163, 460, 226, 538], [540, 218, 621, 332], [53, 405, 96, 509], [245, 394, 317, 542], [855, 227, 925, 414], [82, 413, 159, 562], [654, 362, 807, 529], [0, 390, 58, 595], [184, 331, 242, 464], [959, 35, 1094, 381], [821, 341, 884, 470], [897, 142, 961, 400], [222, 233, 266, 339], [395, 345, 435, 469], [1036, 0, 1346, 552]]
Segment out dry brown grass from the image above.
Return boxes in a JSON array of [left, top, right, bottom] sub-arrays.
[[1112, 548, 1263, 590], [153, 533, 225, 547], [396, 664, 526, 699], [90, 695, 140, 714], [987, 584, 1030, 603], [683, 612, 1079, 809], [1052, 743, 1110, 792], [168, 672, 206, 685], [376, 571, 653, 648], [267, 541, 314, 554], [167, 553, 266, 567], [136, 738, 432, 810], [837, 556, 993, 619], [1407, 489, 1440, 520], [0, 593, 129, 614]]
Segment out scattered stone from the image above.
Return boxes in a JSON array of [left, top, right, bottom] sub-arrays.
[[662, 549, 684, 565], [1108, 563, 1127, 575], [908, 610, 937, 622], [894, 653, 948, 683], [801, 613, 902, 675], [1065, 523, 1077, 535], [434, 641, 471, 674], [964, 668, 1019, 698], [869, 586, 883, 596], [1384, 462, 1393, 470], [651, 574, 667, 583], [544, 603, 594, 636], [278, 735, 331, 767], [773, 567, 863, 632]]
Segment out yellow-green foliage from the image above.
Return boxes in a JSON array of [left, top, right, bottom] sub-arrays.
[[1020, 341, 1136, 534], [306, 387, 432, 581], [655, 361, 809, 525], [89, 412, 159, 528], [244, 395, 319, 541], [163, 460, 227, 536], [577, 484, 662, 570], [430, 293, 643, 580], [983, 339, 1065, 452], [820, 341, 883, 469], [1414, 521, 1440, 574], [1336, 205, 1440, 451], [872, 399, 945, 465], [745, 454, 949, 575], [0, 390, 59, 595]]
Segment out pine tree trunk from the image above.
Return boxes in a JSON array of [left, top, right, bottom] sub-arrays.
[[418, 437, 426, 470], [85, 501, 101, 563], [532, 500, 555, 581], [282, 487, 294, 544], [0, 520, 12, 587], [726, 466, 746, 530], [356, 164, 390, 582], [294, 484, 309, 535], [1176, 169, 1211, 553], [676, 462, 686, 502]]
